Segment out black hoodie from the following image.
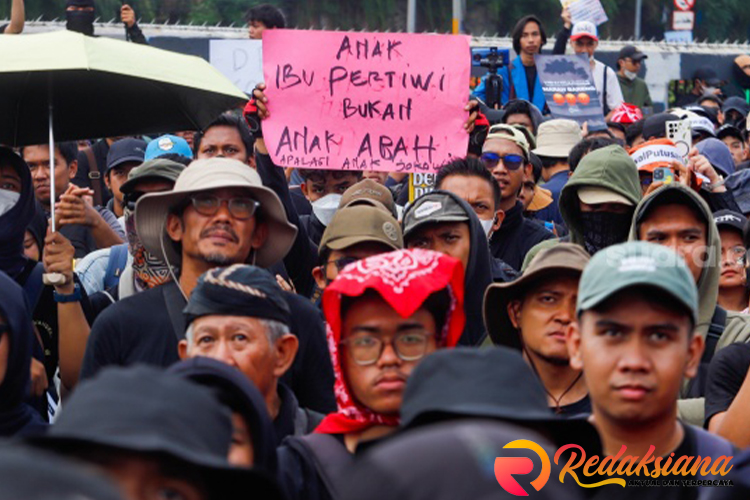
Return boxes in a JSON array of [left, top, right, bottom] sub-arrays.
[[403, 190, 517, 346], [490, 200, 555, 270], [0, 271, 47, 437]]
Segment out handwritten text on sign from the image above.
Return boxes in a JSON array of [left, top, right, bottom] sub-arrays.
[[262, 30, 470, 173]]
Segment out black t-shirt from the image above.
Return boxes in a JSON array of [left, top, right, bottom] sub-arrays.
[[586, 424, 699, 500], [524, 64, 537, 101], [705, 342, 750, 427], [556, 394, 591, 418]]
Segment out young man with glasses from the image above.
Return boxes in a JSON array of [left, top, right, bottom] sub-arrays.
[[278, 248, 463, 500], [80, 158, 337, 418], [480, 124, 554, 270]]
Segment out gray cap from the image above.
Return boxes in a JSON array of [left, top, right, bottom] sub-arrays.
[[402, 191, 469, 240], [577, 241, 698, 324]]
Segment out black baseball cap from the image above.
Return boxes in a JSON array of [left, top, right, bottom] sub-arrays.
[[618, 45, 647, 62], [642, 113, 680, 140], [723, 96, 750, 118], [717, 124, 745, 142], [105, 138, 146, 174], [714, 210, 747, 235], [693, 67, 723, 87]]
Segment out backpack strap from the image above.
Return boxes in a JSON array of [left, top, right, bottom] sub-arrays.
[[103, 244, 128, 291], [82, 146, 103, 207], [286, 434, 353, 500], [703, 306, 728, 364]]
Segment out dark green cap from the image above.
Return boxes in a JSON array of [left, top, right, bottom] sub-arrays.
[[319, 205, 402, 253], [577, 241, 698, 324], [120, 158, 186, 194]]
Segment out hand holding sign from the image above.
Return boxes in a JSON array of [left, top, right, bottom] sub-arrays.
[[262, 30, 470, 173]]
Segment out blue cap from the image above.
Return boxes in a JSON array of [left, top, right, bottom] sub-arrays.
[[106, 138, 146, 173], [695, 138, 735, 177], [145, 135, 194, 161]]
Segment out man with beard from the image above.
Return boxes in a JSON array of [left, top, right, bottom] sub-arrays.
[[81, 158, 336, 413]]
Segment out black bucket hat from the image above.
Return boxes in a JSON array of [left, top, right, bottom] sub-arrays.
[[29, 365, 284, 500], [400, 347, 601, 451], [0, 444, 125, 500]]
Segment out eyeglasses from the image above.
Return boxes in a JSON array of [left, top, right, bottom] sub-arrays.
[[325, 256, 359, 272], [727, 246, 747, 266], [480, 152, 525, 171], [190, 195, 259, 220], [340, 331, 433, 366]]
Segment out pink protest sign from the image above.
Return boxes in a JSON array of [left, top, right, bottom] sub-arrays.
[[262, 30, 470, 173]]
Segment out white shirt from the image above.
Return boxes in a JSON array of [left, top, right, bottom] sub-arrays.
[[592, 59, 624, 113]]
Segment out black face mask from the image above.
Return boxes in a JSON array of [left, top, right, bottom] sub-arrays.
[[66, 11, 95, 36], [580, 211, 632, 255]]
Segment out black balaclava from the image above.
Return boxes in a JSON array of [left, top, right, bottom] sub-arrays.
[[66, 0, 95, 36], [579, 211, 633, 256]]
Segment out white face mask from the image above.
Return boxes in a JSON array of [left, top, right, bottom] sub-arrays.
[[311, 193, 342, 227], [0, 189, 19, 217], [479, 218, 495, 239], [624, 69, 638, 81], [703, 86, 718, 94]]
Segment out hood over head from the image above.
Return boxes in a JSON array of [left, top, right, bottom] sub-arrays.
[[168, 356, 278, 477], [0, 270, 46, 437], [0, 148, 36, 279], [559, 145, 642, 247], [402, 190, 494, 346], [628, 184, 719, 337]]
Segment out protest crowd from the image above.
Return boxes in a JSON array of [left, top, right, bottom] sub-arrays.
[[4, 1, 750, 499]]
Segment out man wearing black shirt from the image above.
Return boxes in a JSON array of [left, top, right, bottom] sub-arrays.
[[481, 124, 554, 270], [567, 242, 733, 499], [485, 243, 590, 416], [705, 342, 750, 447], [81, 158, 335, 413]]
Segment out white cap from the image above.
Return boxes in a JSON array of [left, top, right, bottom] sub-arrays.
[[571, 21, 599, 42]]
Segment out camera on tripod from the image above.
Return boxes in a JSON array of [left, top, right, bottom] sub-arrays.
[[472, 47, 508, 109]]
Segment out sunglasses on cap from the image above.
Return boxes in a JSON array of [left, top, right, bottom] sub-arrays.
[[480, 152, 525, 171]]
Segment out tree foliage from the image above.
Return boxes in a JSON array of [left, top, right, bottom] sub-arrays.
[[1, 0, 748, 42]]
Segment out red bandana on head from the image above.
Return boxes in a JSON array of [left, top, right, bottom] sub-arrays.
[[610, 103, 644, 124], [315, 248, 465, 435]]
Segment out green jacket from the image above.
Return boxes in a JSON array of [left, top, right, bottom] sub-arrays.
[[628, 184, 750, 425], [617, 74, 653, 108], [521, 145, 642, 269]]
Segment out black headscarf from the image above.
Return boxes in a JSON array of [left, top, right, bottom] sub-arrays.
[[25, 202, 48, 261], [168, 357, 278, 478], [0, 148, 35, 279], [0, 271, 47, 437], [403, 190, 493, 346]]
